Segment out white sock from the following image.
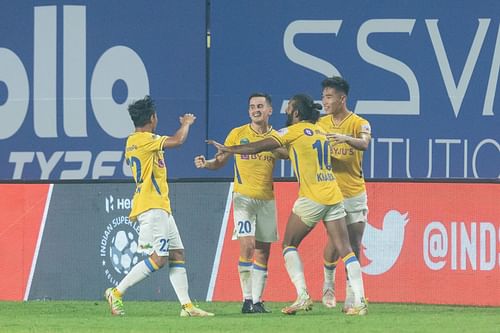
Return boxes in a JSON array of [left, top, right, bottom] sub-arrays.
[[252, 261, 268, 304], [238, 257, 253, 300], [342, 252, 366, 307], [116, 258, 157, 295], [283, 247, 307, 297], [323, 259, 338, 291], [168, 261, 191, 305], [345, 280, 355, 307]]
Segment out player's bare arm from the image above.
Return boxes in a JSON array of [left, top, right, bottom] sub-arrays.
[[207, 137, 280, 155], [194, 151, 232, 170], [327, 132, 371, 151], [163, 113, 196, 148], [273, 146, 289, 160]]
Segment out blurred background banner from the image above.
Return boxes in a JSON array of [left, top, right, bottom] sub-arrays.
[[212, 181, 500, 306], [0, 1, 207, 180], [1, 1, 498, 181], [2, 181, 498, 306], [0, 181, 229, 301], [208, 0, 500, 179]]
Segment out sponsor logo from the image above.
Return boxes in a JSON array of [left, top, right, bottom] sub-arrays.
[[100, 193, 141, 285], [303, 128, 313, 136], [3, 5, 149, 179], [362, 210, 409, 275], [105, 195, 132, 213], [100, 215, 142, 286]]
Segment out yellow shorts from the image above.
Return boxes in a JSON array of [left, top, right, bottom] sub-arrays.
[[292, 197, 346, 228], [136, 208, 184, 256], [232, 192, 278, 242], [343, 192, 368, 225]]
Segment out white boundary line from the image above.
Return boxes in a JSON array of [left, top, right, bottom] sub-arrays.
[[24, 184, 54, 301], [206, 182, 233, 301]]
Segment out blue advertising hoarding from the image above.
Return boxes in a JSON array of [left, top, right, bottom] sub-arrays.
[[0, 0, 207, 180], [208, 0, 499, 179], [1, 1, 498, 180]]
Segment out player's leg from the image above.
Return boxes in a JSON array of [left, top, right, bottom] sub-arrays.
[[281, 211, 314, 314], [166, 215, 214, 317], [105, 209, 168, 315], [343, 221, 365, 310], [322, 240, 339, 308], [344, 192, 368, 259], [323, 206, 367, 315], [343, 193, 368, 311], [281, 198, 323, 315], [238, 236, 256, 313], [232, 193, 258, 313], [252, 241, 271, 313], [251, 198, 278, 313]]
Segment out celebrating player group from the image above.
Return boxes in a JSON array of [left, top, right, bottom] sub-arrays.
[[105, 76, 372, 317]]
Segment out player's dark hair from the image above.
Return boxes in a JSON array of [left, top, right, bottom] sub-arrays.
[[321, 76, 349, 96], [128, 95, 156, 127], [290, 94, 322, 123], [248, 92, 272, 106]]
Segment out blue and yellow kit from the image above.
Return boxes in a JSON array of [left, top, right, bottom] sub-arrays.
[[224, 124, 278, 200], [270, 121, 343, 205], [125, 132, 171, 220], [318, 113, 371, 198]]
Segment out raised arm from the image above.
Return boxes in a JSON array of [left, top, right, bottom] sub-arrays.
[[163, 113, 196, 148], [207, 137, 281, 155]]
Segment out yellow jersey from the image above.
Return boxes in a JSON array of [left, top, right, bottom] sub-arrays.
[[125, 132, 171, 220], [224, 124, 277, 200], [318, 112, 371, 198], [270, 122, 343, 205]]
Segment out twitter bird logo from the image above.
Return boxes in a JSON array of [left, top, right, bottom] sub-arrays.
[[362, 210, 409, 275]]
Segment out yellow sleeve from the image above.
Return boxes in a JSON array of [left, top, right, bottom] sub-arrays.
[[357, 118, 372, 136], [158, 136, 169, 150], [224, 128, 238, 146], [142, 134, 169, 152], [273, 126, 301, 146]]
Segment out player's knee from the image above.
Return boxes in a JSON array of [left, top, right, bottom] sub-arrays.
[[239, 240, 255, 258], [150, 255, 168, 269], [254, 249, 270, 264]]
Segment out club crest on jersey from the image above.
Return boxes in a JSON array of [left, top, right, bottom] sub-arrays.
[[240, 138, 250, 144], [304, 128, 313, 136]]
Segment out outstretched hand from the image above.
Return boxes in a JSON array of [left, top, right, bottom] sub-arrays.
[[206, 139, 230, 152], [327, 133, 350, 145]]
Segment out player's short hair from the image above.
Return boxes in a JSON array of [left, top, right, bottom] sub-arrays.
[[290, 94, 322, 123], [128, 95, 156, 127], [248, 92, 272, 106], [321, 76, 350, 96]]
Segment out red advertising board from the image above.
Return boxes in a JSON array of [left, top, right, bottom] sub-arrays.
[[0, 184, 50, 300], [212, 182, 500, 306]]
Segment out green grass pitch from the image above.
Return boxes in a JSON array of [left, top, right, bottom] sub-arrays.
[[0, 301, 499, 333]]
